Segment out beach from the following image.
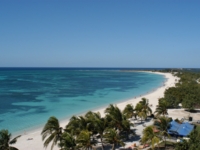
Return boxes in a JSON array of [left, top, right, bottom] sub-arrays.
[[13, 72, 179, 150]]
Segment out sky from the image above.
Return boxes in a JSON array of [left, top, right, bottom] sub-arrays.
[[0, 0, 200, 68]]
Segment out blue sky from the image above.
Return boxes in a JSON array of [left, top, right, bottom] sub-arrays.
[[0, 0, 200, 68]]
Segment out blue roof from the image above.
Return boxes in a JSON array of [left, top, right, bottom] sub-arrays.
[[168, 121, 194, 137], [177, 126, 192, 136], [168, 120, 181, 132], [183, 122, 194, 130]]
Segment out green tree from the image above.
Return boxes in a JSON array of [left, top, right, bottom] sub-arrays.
[[155, 98, 168, 117], [187, 128, 200, 149], [175, 128, 200, 150], [123, 104, 135, 119], [141, 126, 160, 150], [59, 132, 76, 150], [105, 104, 133, 136], [135, 103, 146, 122], [135, 98, 152, 121], [140, 98, 152, 117], [76, 130, 97, 150], [105, 104, 124, 131], [85, 111, 100, 135], [103, 128, 125, 150], [65, 115, 88, 137], [0, 129, 21, 150], [182, 94, 198, 111], [154, 116, 170, 149], [164, 75, 200, 110], [85, 111, 107, 149], [175, 139, 189, 150], [41, 116, 63, 150], [121, 118, 134, 140], [164, 87, 182, 108]]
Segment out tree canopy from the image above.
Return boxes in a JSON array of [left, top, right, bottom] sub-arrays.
[[163, 71, 200, 111]]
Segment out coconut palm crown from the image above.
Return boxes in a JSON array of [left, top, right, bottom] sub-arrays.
[[41, 116, 63, 150], [135, 98, 152, 120], [155, 98, 168, 117], [0, 129, 21, 150]]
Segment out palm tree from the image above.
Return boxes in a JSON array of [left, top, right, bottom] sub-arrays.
[[105, 104, 134, 138], [141, 125, 161, 150], [105, 104, 125, 131], [155, 98, 168, 117], [85, 111, 107, 149], [121, 118, 134, 140], [76, 130, 97, 150], [154, 116, 170, 149], [41, 116, 63, 150], [85, 111, 99, 135], [140, 98, 152, 117], [123, 104, 135, 119], [135, 98, 152, 121], [103, 128, 125, 150], [65, 115, 89, 137], [59, 132, 76, 150], [135, 103, 147, 122], [0, 129, 21, 150], [65, 116, 81, 136]]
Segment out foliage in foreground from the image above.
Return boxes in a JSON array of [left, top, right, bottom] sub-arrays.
[[175, 128, 200, 150], [41, 116, 63, 150], [41, 103, 138, 150], [141, 116, 170, 150], [0, 129, 21, 150]]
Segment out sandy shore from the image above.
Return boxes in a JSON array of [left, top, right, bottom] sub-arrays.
[[13, 72, 179, 150]]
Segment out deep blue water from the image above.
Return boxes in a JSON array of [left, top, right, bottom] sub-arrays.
[[0, 68, 165, 134]]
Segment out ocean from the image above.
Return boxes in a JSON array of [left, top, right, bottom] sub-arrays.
[[0, 68, 165, 134]]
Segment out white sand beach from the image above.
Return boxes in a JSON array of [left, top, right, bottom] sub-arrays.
[[13, 72, 182, 150]]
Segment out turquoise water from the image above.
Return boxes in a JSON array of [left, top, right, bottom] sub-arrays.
[[0, 68, 165, 134]]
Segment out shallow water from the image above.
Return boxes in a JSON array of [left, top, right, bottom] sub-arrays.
[[0, 68, 165, 133]]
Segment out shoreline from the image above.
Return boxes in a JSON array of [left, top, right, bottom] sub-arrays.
[[13, 71, 178, 150], [12, 70, 165, 136]]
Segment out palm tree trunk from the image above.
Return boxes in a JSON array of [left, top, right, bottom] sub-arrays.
[[156, 144, 160, 150], [112, 144, 115, 150], [100, 135, 104, 150], [135, 114, 137, 120]]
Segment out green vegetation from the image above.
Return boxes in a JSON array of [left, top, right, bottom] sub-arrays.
[[155, 141, 175, 150], [140, 116, 171, 150], [141, 125, 160, 150], [0, 129, 21, 150], [154, 98, 168, 117], [175, 128, 200, 150], [135, 98, 152, 120], [162, 71, 200, 111], [103, 128, 125, 150], [123, 104, 135, 119], [39, 98, 154, 150], [41, 104, 136, 150], [41, 116, 63, 150], [153, 116, 171, 149], [105, 104, 134, 138]]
